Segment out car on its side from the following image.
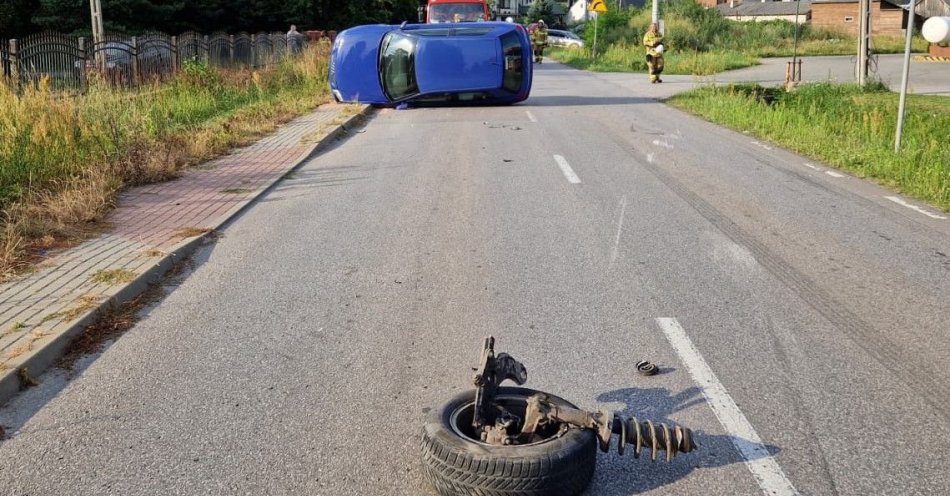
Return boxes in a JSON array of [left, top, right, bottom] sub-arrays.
[[547, 29, 584, 48], [329, 21, 533, 106]]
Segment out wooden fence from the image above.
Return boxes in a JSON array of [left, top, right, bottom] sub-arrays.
[[2, 29, 336, 92]]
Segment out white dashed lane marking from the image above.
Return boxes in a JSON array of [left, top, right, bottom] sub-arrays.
[[885, 196, 947, 220], [525, 110, 538, 123], [553, 155, 581, 184], [656, 318, 800, 496]]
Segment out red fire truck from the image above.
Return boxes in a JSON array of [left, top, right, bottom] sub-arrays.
[[425, 0, 491, 23]]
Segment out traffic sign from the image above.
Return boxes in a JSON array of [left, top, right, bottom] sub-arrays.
[[588, 0, 608, 13]]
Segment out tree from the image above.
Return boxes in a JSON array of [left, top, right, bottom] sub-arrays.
[[526, 0, 556, 26], [33, 0, 182, 35], [0, 0, 40, 39]]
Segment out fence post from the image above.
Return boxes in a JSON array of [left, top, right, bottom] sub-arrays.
[[130, 36, 138, 86], [78, 37, 87, 92], [9, 39, 18, 92], [204, 35, 210, 62], [251, 34, 257, 68], [171, 35, 179, 74], [229, 34, 235, 66]]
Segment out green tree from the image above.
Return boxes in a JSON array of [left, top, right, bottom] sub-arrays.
[[33, 0, 182, 35], [0, 0, 40, 38], [526, 0, 556, 26]]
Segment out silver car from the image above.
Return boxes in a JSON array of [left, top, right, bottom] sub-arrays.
[[547, 29, 584, 48]]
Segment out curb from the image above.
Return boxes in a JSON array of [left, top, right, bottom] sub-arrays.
[[0, 104, 372, 407], [912, 56, 950, 62]]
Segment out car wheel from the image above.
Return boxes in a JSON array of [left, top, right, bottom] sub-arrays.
[[421, 386, 597, 496]]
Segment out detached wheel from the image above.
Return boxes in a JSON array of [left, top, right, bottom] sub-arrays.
[[421, 387, 597, 496]]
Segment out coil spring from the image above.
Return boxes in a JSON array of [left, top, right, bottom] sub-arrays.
[[608, 417, 696, 462]]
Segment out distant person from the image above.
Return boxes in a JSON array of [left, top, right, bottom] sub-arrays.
[[643, 22, 665, 83], [531, 20, 548, 63], [287, 24, 304, 54]]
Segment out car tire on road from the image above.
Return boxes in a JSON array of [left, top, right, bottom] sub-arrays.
[[420, 386, 597, 496]]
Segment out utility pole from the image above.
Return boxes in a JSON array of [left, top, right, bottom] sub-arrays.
[[856, 0, 871, 85], [652, 0, 660, 24], [89, 0, 105, 70]]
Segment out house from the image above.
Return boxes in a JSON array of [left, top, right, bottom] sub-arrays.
[[810, 0, 909, 36], [715, 0, 812, 22]]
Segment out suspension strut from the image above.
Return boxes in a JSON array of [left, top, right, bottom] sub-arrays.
[[472, 336, 696, 462]]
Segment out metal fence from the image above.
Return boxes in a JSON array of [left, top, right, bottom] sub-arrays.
[[2, 29, 335, 92]]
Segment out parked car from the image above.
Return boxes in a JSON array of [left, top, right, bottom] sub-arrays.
[[547, 29, 584, 48], [329, 21, 533, 106]]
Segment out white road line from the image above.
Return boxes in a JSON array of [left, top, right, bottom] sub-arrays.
[[646, 152, 655, 164], [553, 155, 581, 184], [525, 110, 538, 123], [751, 141, 773, 151], [652, 139, 673, 149], [656, 318, 799, 496], [885, 196, 947, 220], [803, 162, 821, 171], [824, 171, 844, 178], [610, 196, 627, 264]]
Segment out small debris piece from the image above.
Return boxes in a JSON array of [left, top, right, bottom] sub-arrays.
[[18, 368, 40, 390], [636, 360, 658, 376]]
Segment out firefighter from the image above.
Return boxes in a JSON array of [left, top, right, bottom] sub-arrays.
[[643, 22, 665, 83], [531, 20, 548, 63]]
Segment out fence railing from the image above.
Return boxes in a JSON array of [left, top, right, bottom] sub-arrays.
[[2, 29, 336, 92]]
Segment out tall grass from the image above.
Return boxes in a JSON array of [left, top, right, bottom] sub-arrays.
[[0, 44, 332, 278], [552, 0, 928, 74], [669, 83, 950, 210]]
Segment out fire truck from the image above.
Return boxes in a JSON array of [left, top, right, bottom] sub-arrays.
[[424, 0, 492, 23]]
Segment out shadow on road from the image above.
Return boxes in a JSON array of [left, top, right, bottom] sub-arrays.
[[582, 386, 780, 495]]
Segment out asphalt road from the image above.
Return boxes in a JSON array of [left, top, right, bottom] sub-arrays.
[[2, 61, 949, 495]]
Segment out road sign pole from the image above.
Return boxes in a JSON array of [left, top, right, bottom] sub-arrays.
[[593, 14, 598, 56], [894, 0, 917, 152]]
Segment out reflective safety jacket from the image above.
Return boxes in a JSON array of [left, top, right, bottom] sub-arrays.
[[643, 31, 663, 56], [532, 28, 548, 47]]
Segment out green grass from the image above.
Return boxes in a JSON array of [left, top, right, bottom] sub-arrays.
[[551, 0, 928, 75], [550, 46, 758, 75], [669, 83, 950, 211]]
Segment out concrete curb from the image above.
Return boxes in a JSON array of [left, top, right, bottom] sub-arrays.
[[0, 104, 372, 407]]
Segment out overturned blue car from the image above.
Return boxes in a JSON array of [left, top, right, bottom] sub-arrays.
[[329, 21, 533, 106]]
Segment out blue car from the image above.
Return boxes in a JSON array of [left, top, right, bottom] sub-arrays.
[[329, 21, 533, 106]]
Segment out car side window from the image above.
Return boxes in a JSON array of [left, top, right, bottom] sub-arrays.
[[380, 32, 419, 101], [500, 32, 523, 93]]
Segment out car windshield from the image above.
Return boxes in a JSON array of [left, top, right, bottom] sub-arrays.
[[429, 3, 485, 22], [379, 32, 419, 101]]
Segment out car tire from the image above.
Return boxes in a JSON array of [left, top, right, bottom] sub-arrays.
[[421, 386, 597, 496]]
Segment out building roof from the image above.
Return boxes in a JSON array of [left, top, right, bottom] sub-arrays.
[[716, 0, 812, 17]]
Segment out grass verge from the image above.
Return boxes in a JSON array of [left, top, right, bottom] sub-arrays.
[[668, 83, 950, 211], [0, 44, 332, 280]]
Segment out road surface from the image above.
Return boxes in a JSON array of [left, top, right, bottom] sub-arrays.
[[1, 61, 949, 495]]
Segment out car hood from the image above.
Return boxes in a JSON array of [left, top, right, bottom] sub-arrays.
[[330, 25, 389, 103], [415, 38, 500, 94]]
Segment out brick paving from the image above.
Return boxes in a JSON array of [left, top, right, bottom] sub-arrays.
[[0, 103, 364, 400]]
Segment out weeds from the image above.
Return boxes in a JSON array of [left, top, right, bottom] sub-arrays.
[[0, 45, 331, 280], [90, 269, 137, 285], [173, 227, 213, 239]]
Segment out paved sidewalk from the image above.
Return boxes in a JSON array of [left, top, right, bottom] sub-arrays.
[[0, 102, 368, 404]]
